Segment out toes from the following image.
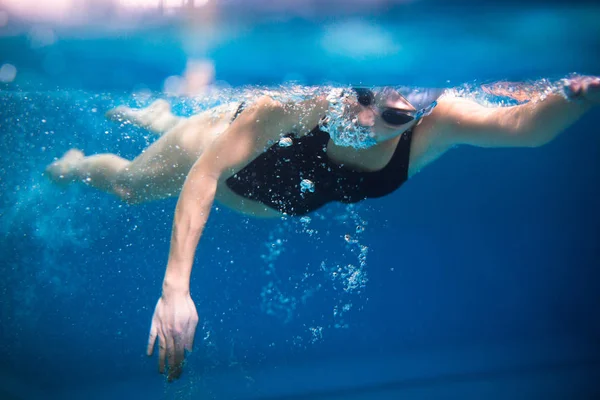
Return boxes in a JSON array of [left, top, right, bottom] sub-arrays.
[[149, 99, 171, 112], [45, 149, 84, 184], [106, 106, 130, 121]]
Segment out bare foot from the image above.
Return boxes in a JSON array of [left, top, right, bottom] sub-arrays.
[[45, 149, 84, 185]]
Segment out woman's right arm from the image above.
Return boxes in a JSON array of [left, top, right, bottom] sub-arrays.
[[146, 95, 325, 381], [160, 94, 329, 294], [145, 154, 218, 382]]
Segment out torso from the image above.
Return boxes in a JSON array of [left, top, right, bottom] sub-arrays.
[[207, 101, 449, 218]]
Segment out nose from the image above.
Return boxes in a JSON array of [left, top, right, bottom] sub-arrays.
[[357, 108, 375, 127]]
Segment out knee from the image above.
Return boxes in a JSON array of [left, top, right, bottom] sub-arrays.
[[114, 184, 141, 205], [115, 187, 144, 205], [113, 174, 144, 205]]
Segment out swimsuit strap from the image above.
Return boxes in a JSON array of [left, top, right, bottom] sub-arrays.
[[231, 102, 246, 122]]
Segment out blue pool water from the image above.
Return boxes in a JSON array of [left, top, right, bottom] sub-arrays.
[[1, 1, 600, 399]]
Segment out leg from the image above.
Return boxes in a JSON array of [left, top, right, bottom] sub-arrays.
[[106, 99, 183, 136], [47, 101, 241, 203], [46, 124, 204, 204], [45, 150, 136, 201]]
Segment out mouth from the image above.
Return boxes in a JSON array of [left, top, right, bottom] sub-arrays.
[[321, 106, 377, 149]]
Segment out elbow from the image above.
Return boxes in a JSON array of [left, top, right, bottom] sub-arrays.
[[511, 117, 553, 148], [526, 135, 554, 148], [510, 104, 569, 148], [514, 126, 555, 148]]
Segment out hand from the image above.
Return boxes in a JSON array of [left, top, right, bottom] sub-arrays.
[[147, 290, 199, 382], [564, 76, 600, 105]]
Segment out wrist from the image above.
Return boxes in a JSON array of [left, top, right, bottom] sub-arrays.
[[162, 282, 190, 300], [162, 270, 190, 297]]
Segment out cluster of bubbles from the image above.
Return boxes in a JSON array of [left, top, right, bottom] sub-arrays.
[[259, 226, 299, 323], [290, 324, 324, 347], [299, 215, 317, 237], [319, 88, 377, 149], [258, 202, 370, 337], [260, 281, 298, 323], [325, 262, 368, 293], [308, 326, 324, 343], [332, 303, 353, 330], [323, 204, 369, 328], [257, 215, 323, 324]]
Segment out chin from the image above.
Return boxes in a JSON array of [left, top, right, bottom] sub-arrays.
[[375, 128, 409, 143]]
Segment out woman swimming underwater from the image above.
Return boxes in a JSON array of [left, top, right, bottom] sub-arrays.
[[46, 76, 600, 381]]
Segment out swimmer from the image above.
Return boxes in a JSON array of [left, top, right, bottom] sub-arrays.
[[45, 75, 600, 381]]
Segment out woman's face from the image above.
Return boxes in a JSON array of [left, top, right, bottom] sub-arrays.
[[322, 87, 419, 148], [354, 88, 418, 143]]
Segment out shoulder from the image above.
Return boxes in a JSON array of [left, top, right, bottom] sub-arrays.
[[405, 95, 489, 173], [246, 94, 326, 130], [265, 94, 329, 136], [408, 95, 463, 151]]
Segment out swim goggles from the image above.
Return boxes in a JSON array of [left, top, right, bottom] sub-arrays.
[[353, 88, 438, 126]]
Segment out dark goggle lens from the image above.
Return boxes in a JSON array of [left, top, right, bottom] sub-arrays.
[[353, 88, 374, 106], [381, 109, 415, 126]]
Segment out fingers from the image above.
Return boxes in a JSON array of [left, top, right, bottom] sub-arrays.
[[184, 328, 195, 353], [565, 80, 583, 101], [105, 106, 129, 122], [158, 331, 167, 374], [567, 76, 600, 104], [147, 321, 158, 356], [168, 335, 185, 382], [152, 323, 188, 380], [585, 77, 600, 90], [185, 314, 198, 352], [166, 332, 176, 368], [166, 323, 197, 381], [147, 299, 200, 382]]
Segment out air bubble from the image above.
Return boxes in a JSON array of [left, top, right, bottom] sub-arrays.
[[300, 179, 315, 193], [278, 137, 293, 147]]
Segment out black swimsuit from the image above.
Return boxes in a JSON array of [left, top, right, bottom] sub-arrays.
[[225, 104, 413, 216]]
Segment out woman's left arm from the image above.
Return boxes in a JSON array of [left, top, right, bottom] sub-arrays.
[[435, 76, 600, 149]]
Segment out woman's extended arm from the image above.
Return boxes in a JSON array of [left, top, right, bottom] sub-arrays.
[[435, 76, 599, 148]]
